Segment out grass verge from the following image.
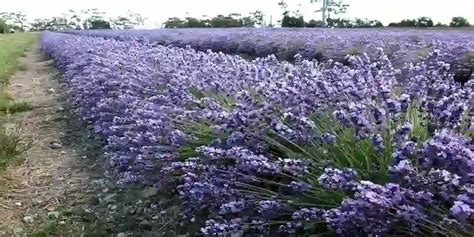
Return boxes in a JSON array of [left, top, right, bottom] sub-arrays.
[[0, 33, 38, 171], [0, 33, 39, 83]]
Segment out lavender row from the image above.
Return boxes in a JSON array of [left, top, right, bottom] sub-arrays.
[[40, 31, 474, 236], [69, 28, 473, 76]]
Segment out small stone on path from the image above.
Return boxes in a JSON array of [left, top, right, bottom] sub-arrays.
[[49, 141, 62, 149], [22, 216, 34, 224], [47, 211, 60, 219]]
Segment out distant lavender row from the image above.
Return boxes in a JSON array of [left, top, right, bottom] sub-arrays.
[[41, 32, 474, 236], [69, 28, 474, 68]]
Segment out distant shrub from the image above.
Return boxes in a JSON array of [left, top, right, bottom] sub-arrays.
[[416, 17, 434, 27], [305, 19, 324, 28], [282, 13, 305, 27], [0, 20, 9, 34], [89, 19, 111, 29], [450, 17, 471, 27], [0, 126, 27, 170]]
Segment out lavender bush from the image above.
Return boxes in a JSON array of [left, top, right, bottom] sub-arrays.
[[40, 30, 473, 236]]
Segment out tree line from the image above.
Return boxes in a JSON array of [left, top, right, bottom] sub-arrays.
[[163, 11, 264, 28], [276, 0, 471, 28], [0, 2, 471, 33], [162, 0, 471, 28], [0, 9, 147, 33], [163, 15, 470, 29]]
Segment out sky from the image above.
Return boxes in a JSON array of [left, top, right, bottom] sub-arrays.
[[2, 0, 474, 27]]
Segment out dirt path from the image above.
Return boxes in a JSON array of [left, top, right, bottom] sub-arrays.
[[0, 45, 94, 235], [0, 44, 177, 237]]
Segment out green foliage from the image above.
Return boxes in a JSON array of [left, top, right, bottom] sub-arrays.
[[0, 33, 38, 83], [30, 208, 108, 237], [164, 12, 263, 28], [185, 17, 207, 28], [388, 19, 417, 27], [163, 17, 187, 28], [0, 11, 27, 32], [306, 20, 324, 28], [450, 17, 471, 27], [175, 86, 436, 234], [88, 19, 111, 29], [327, 0, 350, 16], [0, 101, 33, 113], [326, 18, 351, 28], [0, 33, 36, 171], [0, 126, 28, 171], [112, 16, 135, 29], [435, 22, 448, 27], [265, 112, 393, 182], [281, 13, 305, 27], [176, 119, 220, 159], [251, 10, 264, 26], [210, 14, 244, 28], [350, 18, 384, 28], [305, 18, 383, 28], [43, 17, 73, 31], [388, 16, 471, 28], [0, 20, 9, 34], [127, 10, 147, 26], [416, 17, 434, 27]]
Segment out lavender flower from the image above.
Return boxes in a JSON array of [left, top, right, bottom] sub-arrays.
[[318, 167, 358, 191], [201, 219, 244, 236]]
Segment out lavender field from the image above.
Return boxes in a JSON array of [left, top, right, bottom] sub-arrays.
[[40, 29, 473, 236]]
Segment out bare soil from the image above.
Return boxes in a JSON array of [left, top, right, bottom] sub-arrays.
[[0, 45, 96, 235]]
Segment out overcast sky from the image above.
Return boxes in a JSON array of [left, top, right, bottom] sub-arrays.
[[3, 0, 474, 27]]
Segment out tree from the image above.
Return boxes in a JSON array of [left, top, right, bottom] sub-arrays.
[[399, 19, 417, 27], [278, 0, 288, 10], [88, 19, 111, 29], [352, 18, 369, 28], [388, 22, 398, 27], [81, 8, 106, 29], [185, 17, 206, 27], [373, 20, 384, 27], [450, 17, 470, 27], [306, 19, 324, 27], [210, 14, 242, 27], [251, 10, 264, 26], [326, 0, 349, 19], [30, 18, 47, 31], [164, 17, 186, 28], [242, 16, 256, 27], [229, 13, 242, 19], [281, 15, 305, 27], [68, 10, 83, 29], [416, 17, 434, 27], [435, 22, 447, 27], [112, 16, 135, 29], [0, 20, 9, 33], [347, 18, 383, 28], [388, 18, 436, 28], [127, 11, 147, 26], [44, 16, 73, 31], [0, 11, 27, 31], [278, 0, 305, 27], [326, 17, 350, 28]]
